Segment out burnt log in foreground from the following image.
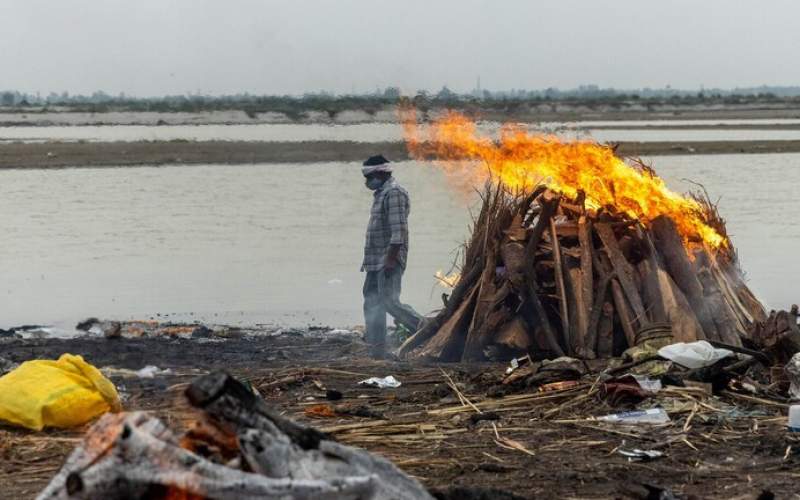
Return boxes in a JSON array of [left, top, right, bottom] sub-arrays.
[[37, 372, 432, 500], [400, 185, 769, 362]]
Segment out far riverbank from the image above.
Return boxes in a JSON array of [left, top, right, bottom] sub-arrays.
[[3, 139, 800, 169]]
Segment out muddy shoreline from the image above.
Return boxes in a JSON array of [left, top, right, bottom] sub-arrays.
[[2, 139, 800, 170]]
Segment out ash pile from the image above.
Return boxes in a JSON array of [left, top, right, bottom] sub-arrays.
[[38, 372, 432, 500], [400, 184, 768, 363]]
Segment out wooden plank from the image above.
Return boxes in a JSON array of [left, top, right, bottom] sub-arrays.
[[416, 286, 480, 361], [549, 218, 571, 351], [595, 223, 647, 328], [524, 191, 564, 356], [610, 278, 637, 348], [596, 302, 615, 358], [651, 216, 719, 341]]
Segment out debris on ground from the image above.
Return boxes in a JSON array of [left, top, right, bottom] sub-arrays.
[[658, 340, 733, 369], [0, 354, 120, 431], [785, 352, 800, 399], [38, 372, 432, 500], [3, 323, 800, 498], [134, 365, 173, 378], [358, 375, 402, 389]]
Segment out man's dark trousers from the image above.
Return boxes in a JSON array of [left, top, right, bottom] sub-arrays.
[[363, 267, 422, 355]]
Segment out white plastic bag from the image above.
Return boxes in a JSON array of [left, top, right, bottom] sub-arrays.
[[135, 365, 172, 379], [785, 353, 800, 399], [358, 375, 401, 389], [596, 408, 670, 425], [657, 340, 732, 369]]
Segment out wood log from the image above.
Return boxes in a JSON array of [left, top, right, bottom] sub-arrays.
[[561, 216, 595, 359], [494, 316, 532, 352], [186, 372, 432, 500], [464, 306, 514, 361], [565, 262, 593, 358], [417, 286, 479, 361], [186, 371, 326, 451], [637, 257, 667, 323], [697, 268, 744, 346], [549, 219, 571, 351], [552, 220, 579, 238], [398, 263, 482, 357], [637, 257, 705, 343], [523, 191, 564, 356], [692, 248, 752, 338], [586, 270, 613, 353], [639, 227, 707, 342], [500, 240, 527, 290], [596, 302, 615, 358], [751, 310, 800, 362], [703, 248, 761, 329], [657, 271, 705, 343], [725, 264, 768, 323], [596, 223, 647, 329], [578, 216, 594, 333], [651, 216, 721, 341], [37, 412, 382, 500], [524, 191, 560, 280], [610, 278, 637, 348], [462, 242, 500, 360]]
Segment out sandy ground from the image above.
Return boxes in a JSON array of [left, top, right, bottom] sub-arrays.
[[3, 104, 800, 126], [0, 328, 796, 499], [2, 139, 800, 170]]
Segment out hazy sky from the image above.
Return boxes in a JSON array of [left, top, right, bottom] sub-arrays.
[[2, 0, 798, 96]]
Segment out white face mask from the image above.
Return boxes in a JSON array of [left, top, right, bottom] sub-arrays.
[[365, 177, 384, 190]]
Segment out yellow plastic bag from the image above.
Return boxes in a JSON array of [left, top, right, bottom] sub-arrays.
[[0, 354, 121, 430]]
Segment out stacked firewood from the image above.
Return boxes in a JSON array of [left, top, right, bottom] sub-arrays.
[[400, 185, 767, 362]]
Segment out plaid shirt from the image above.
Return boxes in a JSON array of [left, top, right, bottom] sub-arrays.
[[362, 177, 410, 272]]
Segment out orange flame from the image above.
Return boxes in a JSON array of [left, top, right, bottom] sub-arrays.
[[403, 111, 726, 249]]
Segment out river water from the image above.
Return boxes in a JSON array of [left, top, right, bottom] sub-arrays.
[[5, 121, 800, 144], [1, 154, 798, 330]]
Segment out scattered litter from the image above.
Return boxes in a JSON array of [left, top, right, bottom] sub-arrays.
[[785, 353, 800, 400], [325, 389, 343, 401], [682, 380, 713, 396], [505, 355, 531, 375], [469, 411, 500, 425], [789, 405, 800, 432], [305, 404, 337, 418], [658, 341, 733, 369], [0, 357, 19, 377], [0, 354, 121, 430], [630, 375, 662, 393], [136, 365, 173, 379], [358, 375, 401, 389], [538, 380, 580, 392], [338, 405, 385, 419], [596, 408, 671, 425], [601, 377, 655, 406], [617, 448, 665, 461], [327, 328, 356, 336]]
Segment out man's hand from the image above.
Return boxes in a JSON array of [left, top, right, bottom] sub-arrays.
[[384, 244, 401, 271]]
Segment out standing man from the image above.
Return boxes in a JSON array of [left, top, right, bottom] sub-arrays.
[[361, 155, 423, 358]]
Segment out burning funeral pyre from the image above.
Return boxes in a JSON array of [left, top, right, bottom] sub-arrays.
[[399, 112, 768, 362]]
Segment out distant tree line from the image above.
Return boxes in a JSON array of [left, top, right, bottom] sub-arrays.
[[1, 85, 799, 115]]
